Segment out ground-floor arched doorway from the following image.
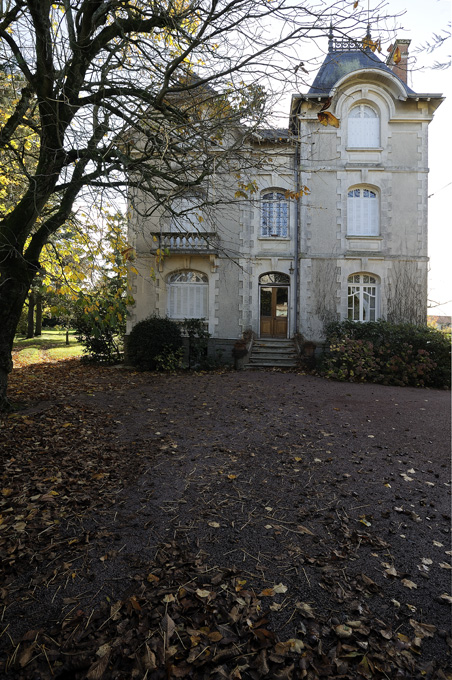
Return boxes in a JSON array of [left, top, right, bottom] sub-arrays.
[[259, 272, 289, 337]]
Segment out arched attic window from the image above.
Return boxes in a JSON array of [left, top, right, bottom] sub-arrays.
[[261, 191, 289, 237], [347, 187, 379, 236], [348, 104, 380, 148], [167, 271, 208, 319]]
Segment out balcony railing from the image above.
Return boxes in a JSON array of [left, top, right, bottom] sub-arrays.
[[150, 231, 219, 253]]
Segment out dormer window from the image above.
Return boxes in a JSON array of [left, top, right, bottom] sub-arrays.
[[348, 104, 380, 148]]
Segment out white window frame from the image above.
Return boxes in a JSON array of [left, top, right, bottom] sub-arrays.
[[260, 191, 289, 238], [167, 271, 208, 319], [347, 273, 379, 322], [347, 187, 379, 236], [348, 104, 380, 149]]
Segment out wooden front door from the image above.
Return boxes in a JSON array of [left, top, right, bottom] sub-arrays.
[[260, 286, 288, 337]]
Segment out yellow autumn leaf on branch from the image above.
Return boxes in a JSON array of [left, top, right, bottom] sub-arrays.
[[317, 111, 340, 128]]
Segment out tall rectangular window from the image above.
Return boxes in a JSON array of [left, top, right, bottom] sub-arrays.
[[261, 192, 289, 237], [347, 188, 379, 236]]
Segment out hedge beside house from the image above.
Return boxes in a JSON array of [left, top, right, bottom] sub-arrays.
[[320, 320, 451, 388]]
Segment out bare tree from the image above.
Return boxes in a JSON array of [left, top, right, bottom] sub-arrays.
[[415, 23, 451, 70], [386, 261, 427, 325], [311, 258, 340, 330], [0, 0, 395, 408]]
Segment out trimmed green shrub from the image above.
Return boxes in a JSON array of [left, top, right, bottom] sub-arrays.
[[320, 320, 450, 388], [127, 316, 183, 371]]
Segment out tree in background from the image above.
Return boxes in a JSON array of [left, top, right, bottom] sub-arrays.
[[0, 0, 398, 407]]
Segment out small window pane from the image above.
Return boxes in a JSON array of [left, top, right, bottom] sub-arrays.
[[260, 288, 272, 316], [259, 272, 290, 285], [261, 192, 289, 238]]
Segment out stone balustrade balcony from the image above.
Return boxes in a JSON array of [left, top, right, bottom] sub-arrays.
[[150, 231, 219, 254]]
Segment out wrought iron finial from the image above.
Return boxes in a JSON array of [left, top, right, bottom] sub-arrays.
[[328, 22, 334, 52]]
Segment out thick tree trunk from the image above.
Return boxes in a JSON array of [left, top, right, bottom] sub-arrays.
[[66, 329, 69, 346], [0, 265, 34, 410], [27, 291, 35, 339], [35, 293, 42, 336]]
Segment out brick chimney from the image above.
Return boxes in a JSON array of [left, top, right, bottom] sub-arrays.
[[386, 39, 411, 84]]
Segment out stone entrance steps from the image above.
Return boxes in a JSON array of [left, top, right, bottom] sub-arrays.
[[246, 338, 298, 369]]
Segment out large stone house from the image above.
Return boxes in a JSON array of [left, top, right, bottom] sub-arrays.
[[127, 31, 443, 361]]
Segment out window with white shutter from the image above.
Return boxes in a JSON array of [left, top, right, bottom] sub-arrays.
[[167, 271, 208, 319], [348, 105, 379, 148], [347, 188, 379, 236]]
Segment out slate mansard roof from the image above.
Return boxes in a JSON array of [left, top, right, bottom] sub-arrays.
[[289, 31, 444, 123], [308, 44, 415, 96]]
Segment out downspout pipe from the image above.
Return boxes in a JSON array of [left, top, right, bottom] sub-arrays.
[[293, 130, 300, 335]]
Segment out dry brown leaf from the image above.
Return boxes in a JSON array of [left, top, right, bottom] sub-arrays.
[[208, 631, 223, 642], [384, 566, 398, 577], [288, 638, 305, 652], [273, 583, 288, 594], [163, 593, 175, 603], [317, 111, 340, 127], [87, 649, 111, 679], [297, 525, 314, 536], [142, 644, 157, 671], [96, 643, 111, 658], [19, 643, 36, 668], [110, 601, 121, 621], [401, 578, 417, 590], [295, 601, 315, 618], [409, 619, 436, 638], [162, 612, 176, 641], [170, 664, 192, 678], [260, 587, 275, 597]]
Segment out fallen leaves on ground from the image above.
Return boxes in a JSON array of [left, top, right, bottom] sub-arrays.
[[2, 541, 451, 680], [0, 362, 451, 679]]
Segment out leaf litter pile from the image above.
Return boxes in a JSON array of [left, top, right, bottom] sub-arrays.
[[1, 360, 451, 679]]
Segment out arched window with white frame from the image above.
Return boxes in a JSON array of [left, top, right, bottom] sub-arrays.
[[261, 191, 289, 238], [348, 104, 380, 148], [347, 187, 379, 236], [347, 273, 380, 322], [167, 271, 208, 319]]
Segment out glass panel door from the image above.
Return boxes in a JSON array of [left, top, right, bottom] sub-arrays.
[[260, 287, 288, 337]]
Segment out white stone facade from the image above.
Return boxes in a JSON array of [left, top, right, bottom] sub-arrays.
[[127, 38, 443, 355]]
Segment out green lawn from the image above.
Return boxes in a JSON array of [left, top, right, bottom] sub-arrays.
[[13, 329, 84, 364]]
